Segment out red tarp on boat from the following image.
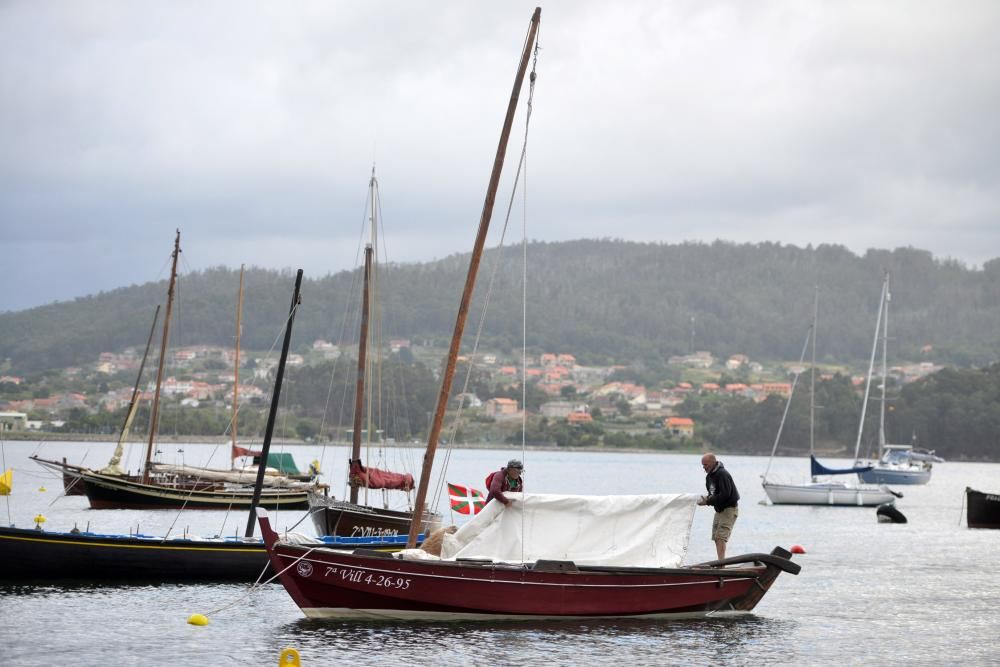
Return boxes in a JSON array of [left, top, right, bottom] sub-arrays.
[[232, 445, 263, 459], [349, 459, 414, 491]]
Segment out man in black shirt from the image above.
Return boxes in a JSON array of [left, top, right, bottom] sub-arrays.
[[697, 452, 740, 560]]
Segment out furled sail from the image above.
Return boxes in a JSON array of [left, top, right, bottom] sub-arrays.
[[349, 459, 414, 491], [810, 455, 873, 476]]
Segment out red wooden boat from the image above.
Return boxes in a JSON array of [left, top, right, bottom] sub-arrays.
[[258, 508, 800, 620], [259, 8, 801, 622]]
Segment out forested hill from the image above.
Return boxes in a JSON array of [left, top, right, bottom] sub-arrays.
[[2, 240, 998, 373]]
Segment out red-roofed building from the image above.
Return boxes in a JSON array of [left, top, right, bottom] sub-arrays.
[[567, 411, 593, 424], [486, 397, 519, 417], [556, 354, 576, 367], [761, 382, 792, 397], [664, 416, 695, 438]]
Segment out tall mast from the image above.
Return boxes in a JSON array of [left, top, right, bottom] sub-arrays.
[[232, 265, 244, 461], [809, 286, 818, 457], [143, 230, 180, 484], [853, 276, 887, 463], [245, 269, 303, 537], [350, 244, 372, 505], [878, 272, 890, 458], [407, 7, 541, 548]]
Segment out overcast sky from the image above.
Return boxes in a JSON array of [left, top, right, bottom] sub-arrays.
[[2, 1, 998, 313]]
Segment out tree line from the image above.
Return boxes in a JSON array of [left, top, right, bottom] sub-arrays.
[[1, 240, 998, 374]]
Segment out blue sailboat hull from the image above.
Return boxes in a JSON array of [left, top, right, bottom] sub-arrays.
[[857, 467, 931, 485]]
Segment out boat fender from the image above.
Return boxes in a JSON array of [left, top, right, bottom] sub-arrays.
[[876, 503, 907, 524], [789, 544, 805, 554], [186, 613, 209, 626], [279, 648, 301, 666]]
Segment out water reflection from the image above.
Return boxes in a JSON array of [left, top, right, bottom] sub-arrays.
[[274, 615, 800, 666]]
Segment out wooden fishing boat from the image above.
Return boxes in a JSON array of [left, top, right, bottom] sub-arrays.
[[70, 468, 311, 510], [308, 170, 440, 539], [308, 491, 441, 538], [966, 487, 1000, 529], [33, 236, 321, 510], [263, 8, 801, 622], [258, 507, 800, 620]]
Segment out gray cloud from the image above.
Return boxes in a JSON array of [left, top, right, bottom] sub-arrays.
[[2, 1, 998, 312]]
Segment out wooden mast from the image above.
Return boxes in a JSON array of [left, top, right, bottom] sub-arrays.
[[350, 245, 373, 505], [245, 269, 304, 537], [232, 265, 245, 461], [143, 230, 180, 484], [407, 7, 541, 548]]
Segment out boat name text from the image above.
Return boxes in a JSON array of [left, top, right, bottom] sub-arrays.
[[324, 566, 411, 590], [350, 526, 400, 538]]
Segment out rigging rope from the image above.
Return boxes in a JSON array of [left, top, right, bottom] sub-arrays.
[[762, 323, 813, 482]]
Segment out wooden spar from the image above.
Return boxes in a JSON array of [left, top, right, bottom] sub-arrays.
[[143, 230, 180, 484], [245, 269, 303, 537], [232, 265, 245, 460], [350, 245, 373, 504], [406, 7, 541, 548], [104, 304, 161, 473]]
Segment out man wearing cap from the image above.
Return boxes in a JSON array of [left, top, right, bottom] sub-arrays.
[[486, 459, 525, 507]]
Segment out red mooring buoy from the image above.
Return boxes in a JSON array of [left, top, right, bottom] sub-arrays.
[[789, 544, 806, 554]]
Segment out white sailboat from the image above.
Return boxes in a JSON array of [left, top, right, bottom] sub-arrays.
[[856, 273, 938, 485], [762, 287, 898, 506]]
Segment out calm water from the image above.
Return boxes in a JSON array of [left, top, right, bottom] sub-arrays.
[[1, 439, 998, 666]]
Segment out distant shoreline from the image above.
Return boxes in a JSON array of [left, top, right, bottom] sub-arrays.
[[0, 431, 790, 458], [3, 431, 990, 461]]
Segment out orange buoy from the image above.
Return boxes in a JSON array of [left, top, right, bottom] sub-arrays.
[[790, 544, 806, 554]]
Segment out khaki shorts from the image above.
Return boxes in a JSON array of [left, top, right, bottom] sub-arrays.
[[712, 506, 738, 542]]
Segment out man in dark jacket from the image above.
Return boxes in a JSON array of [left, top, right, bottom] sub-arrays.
[[697, 453, 740, 560], [486, 459, 524, 507]]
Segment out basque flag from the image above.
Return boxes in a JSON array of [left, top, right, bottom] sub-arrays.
[[448, 482, 486, 515]]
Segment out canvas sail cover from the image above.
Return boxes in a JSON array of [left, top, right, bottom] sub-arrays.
[[810, 455, 873, 476], [349, 459, 414, 491], [148, 463, 311, 488], [439, 493, 698, 568]]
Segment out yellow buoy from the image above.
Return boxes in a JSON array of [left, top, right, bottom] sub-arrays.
[[38, 486, 47, 493], [187, 613, 209, 626], [33, 514, 46, 528], [279, 648, 301, 666]]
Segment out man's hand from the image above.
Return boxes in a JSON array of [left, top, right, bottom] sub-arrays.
[[697, 495, 707, 506]]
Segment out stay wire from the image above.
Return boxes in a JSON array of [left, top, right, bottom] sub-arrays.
[[430, 32, 541, 514]]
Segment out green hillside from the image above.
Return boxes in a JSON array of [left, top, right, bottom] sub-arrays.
[[1, 240, 998, 373]]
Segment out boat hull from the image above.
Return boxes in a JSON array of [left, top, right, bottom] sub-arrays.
[[260, 512, 798, 620], [80, 473, 311, 510], [308, 493, 442, 538], [857, 467, 931, 485], [762, 481, 896, 506], [0, 526, 412, 583], [0, 525, 270, 581], [966, 488, 1000, 529]]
